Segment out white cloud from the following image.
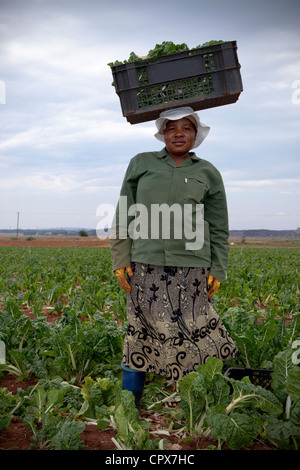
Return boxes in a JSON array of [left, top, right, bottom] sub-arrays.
[[0, 111, 155, 152], [0, 160, 127, 196], [1, 0, 300, 230], [225, 178, 300, 193]]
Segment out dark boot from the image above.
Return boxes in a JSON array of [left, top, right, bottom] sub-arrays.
[[122, 368, 146, 410]]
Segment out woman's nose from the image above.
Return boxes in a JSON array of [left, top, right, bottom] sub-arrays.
[[174, 127, 183, 135]]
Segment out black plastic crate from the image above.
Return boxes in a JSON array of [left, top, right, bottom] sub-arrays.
[[224, 367, 273, 390], [110, 41, 243, 124]]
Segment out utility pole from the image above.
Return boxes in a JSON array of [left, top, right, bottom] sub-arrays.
[[16, 212, 20, 238]]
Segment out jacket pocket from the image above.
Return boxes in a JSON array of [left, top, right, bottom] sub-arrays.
[[182, 176, 207, 204]]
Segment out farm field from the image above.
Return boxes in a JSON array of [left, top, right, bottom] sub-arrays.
[[0, 242, 299, 452]]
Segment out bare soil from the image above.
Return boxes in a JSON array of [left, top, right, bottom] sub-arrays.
[[0, 236, 111, 248], [0, 235, 299, 249]]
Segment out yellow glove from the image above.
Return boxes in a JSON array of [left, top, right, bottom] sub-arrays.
[[115, 266, 133, 293], [207, 274, 220, 299]]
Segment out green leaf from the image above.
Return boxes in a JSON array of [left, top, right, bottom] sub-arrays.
[[272, 349, 294, 402], [233, 333, 256, 368], [206, 409, 259, 450], [213, 374, 231, 406], [114, 390, 139, 438], [290, 399, 300, 424], [97, 419, 108, 430], [33, 386, 47, 410], [196, 357, 223, 382], [228, 379, 282, 415], [47, 388, 66, 409], [50, 421, 85, 450], [285, 366, 300, 400], [257, 318, 278, 347], [266, 415, 300, 450], [178, 372, 206, 433], [0, 415, 11, 430]]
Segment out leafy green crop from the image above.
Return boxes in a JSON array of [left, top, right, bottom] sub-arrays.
[[22, 384, 85, 449], [107, 40, 225, 66], [107, 41, 225, 108], [266, 347, 300, 449], [111, 390, 166, 450], [0, 387, 22, 430], [178, 357, 283, 449], [0, 246, 299, 450], [220, 306, 300, 369]]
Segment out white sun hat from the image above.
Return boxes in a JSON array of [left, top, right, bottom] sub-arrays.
[[154, 106, 210, 149]]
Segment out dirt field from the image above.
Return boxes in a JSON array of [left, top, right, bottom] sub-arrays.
[[0, 236, 111, 247], [0, 235, 299, 248]]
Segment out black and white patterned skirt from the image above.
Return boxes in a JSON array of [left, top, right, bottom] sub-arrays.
[[122, 262, 238, 382]]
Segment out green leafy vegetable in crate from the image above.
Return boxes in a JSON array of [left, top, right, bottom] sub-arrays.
[[108, 40, 226, 109], [107, 40, 224, 66]]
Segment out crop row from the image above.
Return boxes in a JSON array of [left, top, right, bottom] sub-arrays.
[[0, 246, 299, 450]]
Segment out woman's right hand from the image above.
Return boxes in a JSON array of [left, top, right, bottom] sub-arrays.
[[207, 275, 220, 298], [115, 266, 133, 293]]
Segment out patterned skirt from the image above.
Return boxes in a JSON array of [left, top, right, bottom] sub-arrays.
[[123, 262, 238, 382]]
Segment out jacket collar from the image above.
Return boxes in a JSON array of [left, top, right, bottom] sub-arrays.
[[157, 147, 200, 161]]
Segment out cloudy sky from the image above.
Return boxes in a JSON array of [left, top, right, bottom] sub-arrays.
[[0, 0, 299, 231]]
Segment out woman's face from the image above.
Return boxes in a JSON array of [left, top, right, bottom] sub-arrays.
[[163, 117, 196, 157]]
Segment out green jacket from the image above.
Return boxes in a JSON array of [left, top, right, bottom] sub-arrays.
[[110, 148, 229, 282]]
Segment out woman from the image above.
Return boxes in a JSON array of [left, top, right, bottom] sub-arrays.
[[110, 107, 238, 408]]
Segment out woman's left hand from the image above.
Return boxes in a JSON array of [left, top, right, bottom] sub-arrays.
[[115, 266, 133, 293], [207, 275, 220, 298]]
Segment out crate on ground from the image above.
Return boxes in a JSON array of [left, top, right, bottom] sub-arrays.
[[110, 41, 243, 124], [224, 367, 273, 390]]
